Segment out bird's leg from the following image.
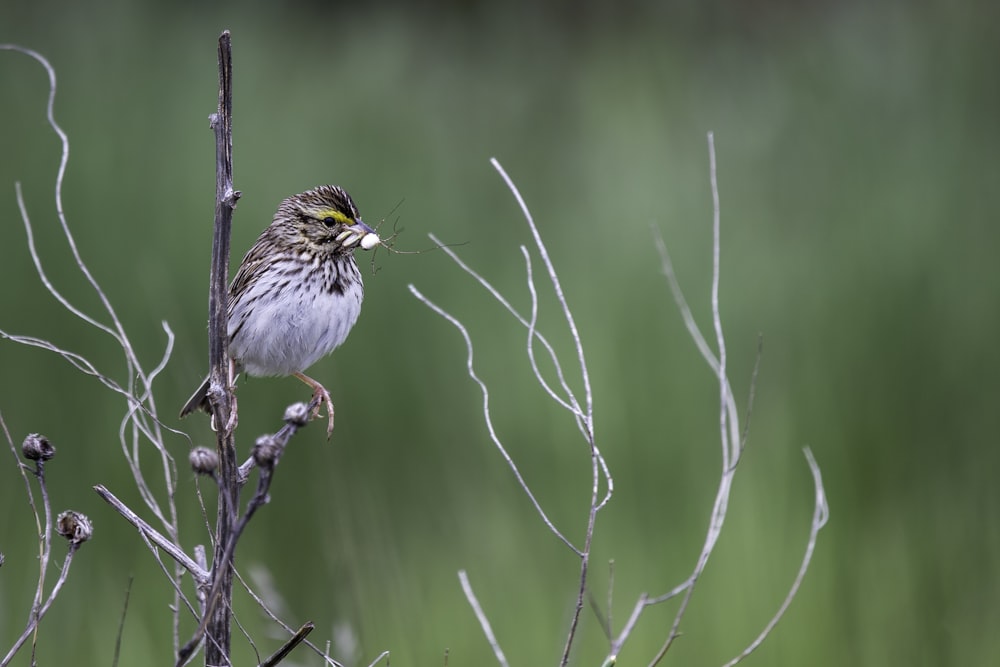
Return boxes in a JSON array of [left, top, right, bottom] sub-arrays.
[[225, 358, 239, 433], [293, 372, 334, 438], [209, 359, 241, 433]]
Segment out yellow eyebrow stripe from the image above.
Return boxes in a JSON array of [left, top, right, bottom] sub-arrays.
[[315, 208, 353, 224]]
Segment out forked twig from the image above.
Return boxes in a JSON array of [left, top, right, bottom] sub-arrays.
[[605, 133, 828, 666], [179, 400, 318, 666], [408, 285, 579, 553], [411, 157, 614, 666], [414, 137, 827, 666], [2, 41, 186, 651]]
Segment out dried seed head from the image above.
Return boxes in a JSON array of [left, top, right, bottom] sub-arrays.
[[22, 433, 55, 461], [283, 402, 309, 426], [189, 446, 219, 475], [253, 434, 280, 469], [57, 511, 93, 545]]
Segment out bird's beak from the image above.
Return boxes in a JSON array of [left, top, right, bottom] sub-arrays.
[[336, 220, 380, 250]]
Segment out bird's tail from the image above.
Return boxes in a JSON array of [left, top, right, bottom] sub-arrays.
[[179, 376, 211, 418]]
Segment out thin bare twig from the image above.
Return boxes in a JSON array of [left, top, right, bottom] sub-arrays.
[[4, 37, 352, 667], [112, 577, 134, 667], [94, 485, 206, 581], [459, 571, 509, 667], [490, 159, 605, 666], [27, 458, 53, 665], [604, 133, 827, 665], [721, 448, 828, 666], [3, 42, 187, 652], [412, 157, 617, 665], [409, 285, 580, 554], [233, 567, 345, 667], [489, 158, 594, 434], [185, 399, 317, 661], [179, 398, 318, 666], [644, 132, 740, 666], [1, 42, 181, 539], [0, 421, 49, 667], [259, 622, 315, 667], [426, 235, 579, 418], [2, 544, 83, 667]]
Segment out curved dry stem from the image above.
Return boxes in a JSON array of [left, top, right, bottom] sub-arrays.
[[489, 159, 608, 665], [427, 233, 581, 420], [413, 158, 618, 664], [2, 40, 181, 564], [409, 284, 579, 554], [646, 132, 741, 666], [489, 158, 595, 435], [721, 448, 829, 666]]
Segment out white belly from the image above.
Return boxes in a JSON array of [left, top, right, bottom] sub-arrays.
[[228, 257, 364, 377]]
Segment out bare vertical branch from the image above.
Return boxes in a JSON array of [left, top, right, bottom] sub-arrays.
[[196, 30, 240, 667], [0, 427, 91, 667], [646, 131, 739, 666], [208, 30, 238, 431], [5, 35, 361, 667]]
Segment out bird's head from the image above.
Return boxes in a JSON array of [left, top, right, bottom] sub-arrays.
[[280, 185, 380, 253]]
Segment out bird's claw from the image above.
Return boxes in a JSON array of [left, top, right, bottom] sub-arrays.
[[310, 386, 335, 439]]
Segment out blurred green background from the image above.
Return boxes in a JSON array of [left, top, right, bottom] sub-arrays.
[[2, 0, 998, 665]]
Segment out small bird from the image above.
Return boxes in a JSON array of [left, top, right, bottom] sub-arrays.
[[180, 184, 380, 436]]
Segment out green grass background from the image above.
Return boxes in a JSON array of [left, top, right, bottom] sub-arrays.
[[1, 1, 998, 665]]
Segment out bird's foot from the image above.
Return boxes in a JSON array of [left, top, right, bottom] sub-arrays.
[[312, 386, 334, 439]]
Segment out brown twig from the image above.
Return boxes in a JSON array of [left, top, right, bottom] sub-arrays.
[[259, 622, 315, 667], [203, 29, 240, 667], [177, 30, 241, 667]]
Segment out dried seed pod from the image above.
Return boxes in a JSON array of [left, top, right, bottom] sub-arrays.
[[283, 402, 309, 427], [253, 434, 280, 469], [189, 446, 220, 475], [57, 511, 93, 545], [22, 433, 55, 462]]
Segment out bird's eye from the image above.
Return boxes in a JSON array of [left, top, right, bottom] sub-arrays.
[[322, 216, 336, 227]]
